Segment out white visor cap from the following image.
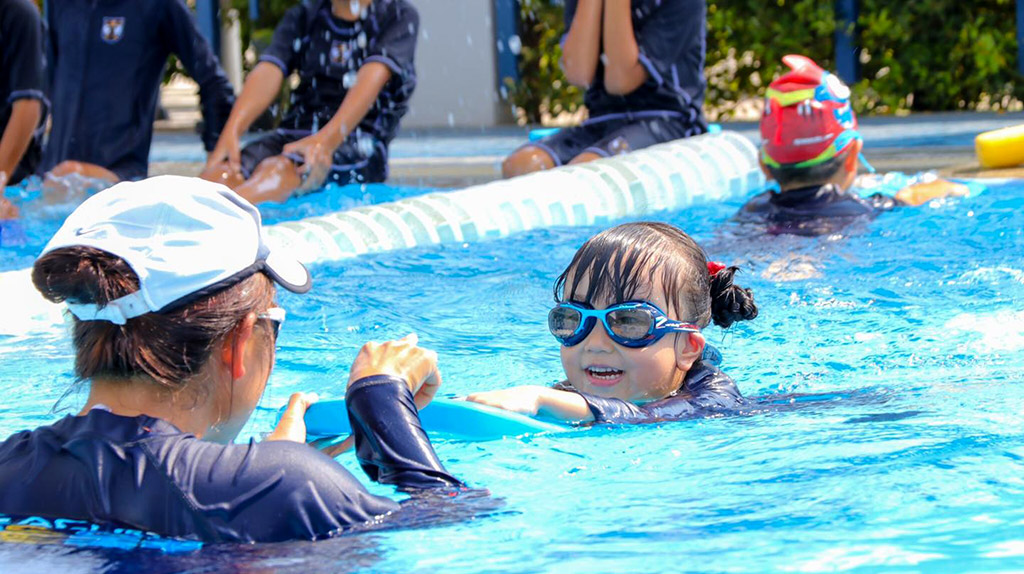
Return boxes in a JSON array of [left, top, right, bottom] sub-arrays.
[[40, 176, 311, 324]]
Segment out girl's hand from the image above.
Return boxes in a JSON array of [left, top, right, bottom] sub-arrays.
[[282, 133, 335, 194], [348, 334, 442, 410], [266, 392, 319, 443]]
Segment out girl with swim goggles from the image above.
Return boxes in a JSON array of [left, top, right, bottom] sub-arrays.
[[468, 222, 759, 424]]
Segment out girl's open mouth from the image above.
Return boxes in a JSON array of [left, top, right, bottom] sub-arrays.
[[585, 366, 624, 387]]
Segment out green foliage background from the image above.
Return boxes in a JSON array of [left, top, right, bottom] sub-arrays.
[[509, 0, 1024, 122]]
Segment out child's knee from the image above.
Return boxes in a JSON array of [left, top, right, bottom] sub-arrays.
[[569, 151, 602, 165], [199, 166, 244, 189], [502, 147, 555, 178]]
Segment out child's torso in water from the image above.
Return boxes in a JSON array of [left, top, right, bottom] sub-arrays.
[[736, 183, 903, 237]]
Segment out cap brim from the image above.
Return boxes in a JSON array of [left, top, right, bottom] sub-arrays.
[[263, 250, 312, 294]]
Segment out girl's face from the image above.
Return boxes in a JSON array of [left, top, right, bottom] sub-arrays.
[[559, 272, 703, 403]]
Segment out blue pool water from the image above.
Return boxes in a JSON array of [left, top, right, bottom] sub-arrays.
[[1, 177, 1023, 572]]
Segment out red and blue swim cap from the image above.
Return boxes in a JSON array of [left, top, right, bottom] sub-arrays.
[[760, 55, 860, 169]]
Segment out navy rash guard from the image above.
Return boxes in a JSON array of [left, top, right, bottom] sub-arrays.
[[563, 0, 707, 126], [258, 0, 417, 146], [736, 183, 904, 237], [0, 375, 463, 543], [0, 0, 45, 184], [564, 362, 745, 424], [42, 0, 234, 181]]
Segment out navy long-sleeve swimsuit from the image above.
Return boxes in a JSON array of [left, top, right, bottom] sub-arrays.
[[567, 362, 746, 424], [0, 375, 463, 543], [42, 0, 234, 181]]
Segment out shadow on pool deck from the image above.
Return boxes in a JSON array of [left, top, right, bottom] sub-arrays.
[[150, 111, 1024, 189]]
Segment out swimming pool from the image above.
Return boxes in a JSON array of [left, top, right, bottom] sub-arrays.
[[1, 172, 1022, 571]]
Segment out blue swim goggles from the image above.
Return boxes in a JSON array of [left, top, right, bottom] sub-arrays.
[[548, 301, 700, 348]]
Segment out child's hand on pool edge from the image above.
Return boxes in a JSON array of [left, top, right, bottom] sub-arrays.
[[467, 386, 593, 422], [348, 334, 442, 410]]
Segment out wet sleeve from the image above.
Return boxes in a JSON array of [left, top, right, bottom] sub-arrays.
[[1, 0, 45, 105], [185, 439, 401, 543], [346, 375, 463, 491], [576, 364, 744, 424], [258, 4, 306, 75], [634, 0, 703, 100], [365, 4, 419, 87], [163, 0, 235, 151]]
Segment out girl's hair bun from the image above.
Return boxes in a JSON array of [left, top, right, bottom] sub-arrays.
[[709, 266, 758, 328]]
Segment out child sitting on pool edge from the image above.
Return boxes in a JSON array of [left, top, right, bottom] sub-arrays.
[[737, 55, 968, 237], [467, 222, 758, 424]]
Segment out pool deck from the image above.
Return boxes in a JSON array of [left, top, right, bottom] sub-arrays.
[[149, 111, 1024, 189]]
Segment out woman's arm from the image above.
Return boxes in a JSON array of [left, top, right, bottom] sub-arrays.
[[601, 0, 649, 95], [561, 0, 603, 88]]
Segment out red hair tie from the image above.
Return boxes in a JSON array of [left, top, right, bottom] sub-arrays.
[[707, 261, 726, 276]]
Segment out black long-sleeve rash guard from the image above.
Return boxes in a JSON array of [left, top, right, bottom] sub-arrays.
[[0, 375, 463, 543], [571, 362, 746, 424]]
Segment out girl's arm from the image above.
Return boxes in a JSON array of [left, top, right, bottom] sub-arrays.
[[600, 0, 649, 95], [561, 0, 603, 87], [467, 386, 594, 422], [281, 62, 393, 193]]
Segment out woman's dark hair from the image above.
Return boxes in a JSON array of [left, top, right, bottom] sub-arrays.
[[32, 246, 276, 391], [554, 222, 758, 328]]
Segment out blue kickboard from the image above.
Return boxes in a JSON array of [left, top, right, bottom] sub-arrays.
[[289, 398, 567, 441]]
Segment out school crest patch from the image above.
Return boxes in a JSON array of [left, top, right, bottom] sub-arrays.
[[101, 17, 125, 44], [329, 40, 350, 65]]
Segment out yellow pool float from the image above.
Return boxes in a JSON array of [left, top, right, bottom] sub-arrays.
[[975, 124, 1024, 169]]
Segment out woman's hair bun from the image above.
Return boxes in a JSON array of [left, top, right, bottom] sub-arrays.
[[709, 266, 758, 328], [32, 246, 138, 306]]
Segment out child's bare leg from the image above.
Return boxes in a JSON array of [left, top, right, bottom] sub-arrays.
[[502, 146, 556, 178], [568, 151, 603, 165], [45, 161, 119, 185], [234, 156, 302, 205], [199, 164, 246, 190], [43, 161, 120, 199]]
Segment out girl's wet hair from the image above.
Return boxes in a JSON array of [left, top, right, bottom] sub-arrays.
[[554, 222, 758, 328], [32, 246, 276, 393]]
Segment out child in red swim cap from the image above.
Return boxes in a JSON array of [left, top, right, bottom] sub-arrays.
[[737, 55, 966, 236]]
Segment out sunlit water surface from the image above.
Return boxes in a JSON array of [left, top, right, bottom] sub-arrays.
[[0, 178, 1022, 572]]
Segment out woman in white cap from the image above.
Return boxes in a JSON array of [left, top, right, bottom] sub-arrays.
[[0, 176, 462, 543]]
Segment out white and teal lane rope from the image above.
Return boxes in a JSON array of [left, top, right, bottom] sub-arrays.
[[264, 131, 765, 264]]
